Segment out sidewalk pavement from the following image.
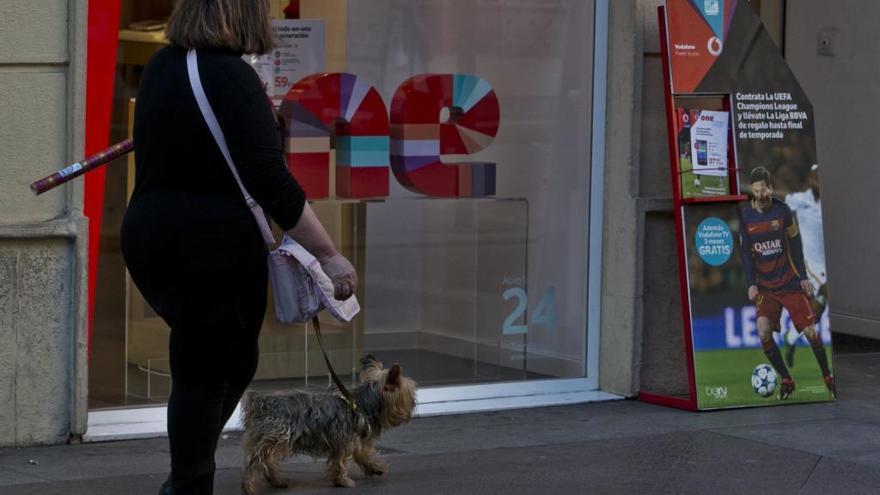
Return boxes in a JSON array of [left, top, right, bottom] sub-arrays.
[[0, 352, 878, 495]]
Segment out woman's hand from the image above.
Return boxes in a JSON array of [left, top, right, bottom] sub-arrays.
[[286, 203, 357, 299], [320, 253, 358, 300]]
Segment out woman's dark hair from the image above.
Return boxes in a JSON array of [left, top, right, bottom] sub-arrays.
[[166, 0, 274, 55]]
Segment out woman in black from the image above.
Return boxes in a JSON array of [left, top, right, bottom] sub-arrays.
[[120, 1, 357, 493]]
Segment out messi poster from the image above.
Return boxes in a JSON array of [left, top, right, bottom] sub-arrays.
[[684, 202, 833, 409], [664, 0, 835, 408]]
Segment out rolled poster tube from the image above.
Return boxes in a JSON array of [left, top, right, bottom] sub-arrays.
[[30, 138, 135, 195]]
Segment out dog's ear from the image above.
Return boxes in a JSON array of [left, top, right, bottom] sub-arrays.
[[385, 364, 402, 388], [361, 353, 382, 370]]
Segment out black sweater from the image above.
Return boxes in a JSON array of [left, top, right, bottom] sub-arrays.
[[121, 46, 306, 324], [130, 46, 305, 228]]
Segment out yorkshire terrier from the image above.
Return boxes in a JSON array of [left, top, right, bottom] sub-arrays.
[[240, 355, 417, 493]]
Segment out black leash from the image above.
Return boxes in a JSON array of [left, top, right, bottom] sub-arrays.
[[310, 316, 358, 413]]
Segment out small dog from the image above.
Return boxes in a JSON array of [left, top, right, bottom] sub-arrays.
[[240, 355, 417, 493]]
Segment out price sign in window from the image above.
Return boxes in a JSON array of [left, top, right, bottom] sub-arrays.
[[244, 19, 325, 107]]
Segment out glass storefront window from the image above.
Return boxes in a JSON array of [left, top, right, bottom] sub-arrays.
[[89, 0, 597, 408]]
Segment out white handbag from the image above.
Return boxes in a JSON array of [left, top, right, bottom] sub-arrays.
[[186, 49, 359, 324]]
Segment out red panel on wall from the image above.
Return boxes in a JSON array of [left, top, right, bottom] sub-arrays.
[[85, 0, 121, 352]]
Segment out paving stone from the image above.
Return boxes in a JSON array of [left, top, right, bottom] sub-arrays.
[[714, 418, 880, 468], [799, 456, 880, 495]]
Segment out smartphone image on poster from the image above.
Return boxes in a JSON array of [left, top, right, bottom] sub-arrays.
[[696, 140, 708, 165]]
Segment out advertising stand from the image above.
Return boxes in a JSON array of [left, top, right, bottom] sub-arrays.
[[642, 0, 836, 410]]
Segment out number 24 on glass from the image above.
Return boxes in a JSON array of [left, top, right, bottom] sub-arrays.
[[502, 287, 557, 335]]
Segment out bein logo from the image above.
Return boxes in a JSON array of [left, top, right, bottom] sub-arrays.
[[705, 386, 728, 399], [279, 73, 501, 199]]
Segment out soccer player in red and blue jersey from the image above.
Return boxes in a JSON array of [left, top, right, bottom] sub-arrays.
[[739, 167, 835, 400]]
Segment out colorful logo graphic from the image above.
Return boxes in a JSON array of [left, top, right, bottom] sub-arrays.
[[280, 73, 391, 199], [278, 73, 500, 199], [391, 74, 500, 197]]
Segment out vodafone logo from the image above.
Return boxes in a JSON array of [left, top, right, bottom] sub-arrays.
[[708, 36, 723, 56]]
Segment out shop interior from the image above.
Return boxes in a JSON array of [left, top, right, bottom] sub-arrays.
[[88, 0, 579, 409]]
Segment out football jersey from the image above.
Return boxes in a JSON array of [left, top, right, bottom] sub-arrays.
[[739, 198, 807, 291], [785, 190, 825, 284]]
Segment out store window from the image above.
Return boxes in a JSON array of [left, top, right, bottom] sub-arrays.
[[88, 0, 596, 409]]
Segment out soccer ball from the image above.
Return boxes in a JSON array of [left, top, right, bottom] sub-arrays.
[[751, 364, 778, 397]]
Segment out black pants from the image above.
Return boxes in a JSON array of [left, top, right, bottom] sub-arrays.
[[166, 314, 261, 494]]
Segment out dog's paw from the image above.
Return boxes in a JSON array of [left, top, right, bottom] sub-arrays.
[[241, 481, 257, 495], [268, 477, 289, 489], [334, 477, 356, 488], [362, 462, 388, 477]]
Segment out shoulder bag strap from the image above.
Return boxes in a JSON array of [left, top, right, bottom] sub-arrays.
[[185, 49, 277, 249]]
